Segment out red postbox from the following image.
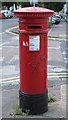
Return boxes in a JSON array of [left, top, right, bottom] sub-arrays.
[[14, 7, 54, 115]]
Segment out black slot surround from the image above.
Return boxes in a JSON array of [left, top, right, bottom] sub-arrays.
[[28, 26, 42, 29]]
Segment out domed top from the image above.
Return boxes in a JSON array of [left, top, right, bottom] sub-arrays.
[[14, 7, 54, 18]]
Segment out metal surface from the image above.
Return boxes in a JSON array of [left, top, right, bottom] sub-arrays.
[[14, 7, 54, 94], [14, 7, 53, 18]]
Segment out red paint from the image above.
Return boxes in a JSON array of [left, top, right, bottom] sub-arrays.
[[0, 12, 5, 19], [14, 7, 54, 94]]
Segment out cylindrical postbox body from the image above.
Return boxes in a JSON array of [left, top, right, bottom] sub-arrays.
[[14, 7, 54, 115]]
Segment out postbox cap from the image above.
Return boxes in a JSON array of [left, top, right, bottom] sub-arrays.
[[14, 7, 54, 18]]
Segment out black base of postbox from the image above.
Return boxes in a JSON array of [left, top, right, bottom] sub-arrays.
[[19, 90, 48, 115]]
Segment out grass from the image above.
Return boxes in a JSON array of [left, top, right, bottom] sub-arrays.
[[14, 104, 30, 116], [14, 104, 23, 115], [48, 95, 56, 103], [25, 109, 30, 115]]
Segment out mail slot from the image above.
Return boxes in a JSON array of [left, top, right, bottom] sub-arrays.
[[28, 26, 42, 29]]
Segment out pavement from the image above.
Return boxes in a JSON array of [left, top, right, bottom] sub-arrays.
[[0, 18, 68, 119], [1, 82, 67, 119]]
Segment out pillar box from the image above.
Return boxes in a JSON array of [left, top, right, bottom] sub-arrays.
[[14, 7, 54, 115]]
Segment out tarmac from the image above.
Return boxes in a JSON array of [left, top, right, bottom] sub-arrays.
[[1, 19, 68, 119]]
